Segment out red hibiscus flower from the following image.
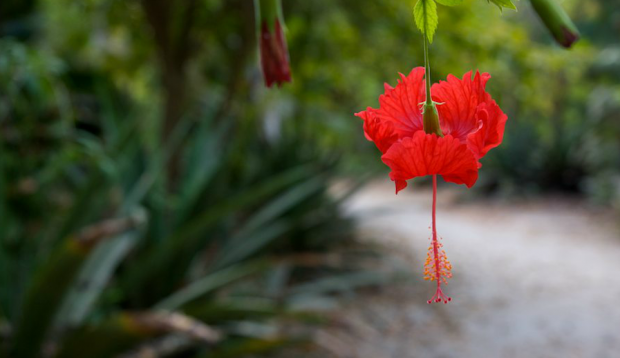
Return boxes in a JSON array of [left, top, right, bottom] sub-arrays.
[[259, 18, 292, 88], [355, 67, 507, 303], [355, 67, 507, 193]]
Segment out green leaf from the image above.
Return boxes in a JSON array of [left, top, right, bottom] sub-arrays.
[[55, 232, 140, 329], [11, 214, 145, 358], [11, 241, 86, 358], [54, 312, 221, 358], [210, 176, 326, 270], [122, 165, 314, 304], [487, 0, 517, 11], [184, 298, 279, 324], [435, 0, 464, 6], [203, 337, 305, 358], [154, 261, 267, 310], [414, 0, 438, 43]]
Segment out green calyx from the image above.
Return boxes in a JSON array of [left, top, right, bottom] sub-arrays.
[[254, 0, 284, 32], [422, 102, 443, 137]]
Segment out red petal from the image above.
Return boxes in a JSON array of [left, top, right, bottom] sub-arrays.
[[430, 71, 488, 137], [466, 101, 508, 160], [432, 71, 506, 160], [380, 68, 426, 137], [370, 67, 426, 138], [361, 112, 400, 153], [381, 131, 479, 193], [389, 172, 408, 194], [355, 67, 427, 155]]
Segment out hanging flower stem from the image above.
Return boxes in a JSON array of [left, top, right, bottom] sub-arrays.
[[423, 36, 433, 106], [421, 36, 442, 137]]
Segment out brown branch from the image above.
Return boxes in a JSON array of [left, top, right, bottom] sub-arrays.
[[175, 0, 198, 66], [139, 0, 199, 188]]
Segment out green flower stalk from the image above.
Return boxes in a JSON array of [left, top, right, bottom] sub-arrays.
[[422, 35, 443, 137]]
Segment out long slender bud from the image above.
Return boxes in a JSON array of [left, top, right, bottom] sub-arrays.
[[530, 0, 580, 48]]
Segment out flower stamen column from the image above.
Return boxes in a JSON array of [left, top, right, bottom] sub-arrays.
[[425, 174, 452, 304]]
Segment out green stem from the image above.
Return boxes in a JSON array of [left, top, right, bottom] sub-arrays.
[[423, 35, 432, 105], [255, 0, 281, 32], [421, 34, 442, 136]]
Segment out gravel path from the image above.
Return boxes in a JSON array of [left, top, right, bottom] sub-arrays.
[[319, 180, 620, 358]]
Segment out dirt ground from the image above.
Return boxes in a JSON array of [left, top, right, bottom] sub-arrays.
[[316, 180, 620, 358]]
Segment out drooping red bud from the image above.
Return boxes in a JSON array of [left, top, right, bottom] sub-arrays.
[[259, 19, 292, 87]]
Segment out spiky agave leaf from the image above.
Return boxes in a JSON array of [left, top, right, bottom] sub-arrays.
[[11, 211, 146, 358]]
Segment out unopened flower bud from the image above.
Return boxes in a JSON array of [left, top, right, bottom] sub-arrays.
[[254, 0, 292, 87], [530, 0, 580, 48]]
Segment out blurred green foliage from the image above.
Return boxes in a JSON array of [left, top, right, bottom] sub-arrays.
[[0, 1, 386, 357], [0, 0, 619, 357]]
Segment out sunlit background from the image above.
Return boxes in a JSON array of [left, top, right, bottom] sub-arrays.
[[1, 0, 619, 357]]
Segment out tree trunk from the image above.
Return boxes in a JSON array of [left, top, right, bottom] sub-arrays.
[[140, 0, 197, 189]]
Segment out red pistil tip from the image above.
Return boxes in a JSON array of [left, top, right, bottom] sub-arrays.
[[427, 287, 452, 305]]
